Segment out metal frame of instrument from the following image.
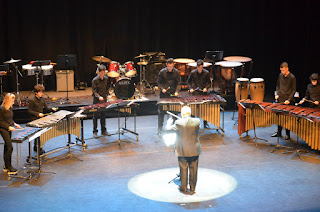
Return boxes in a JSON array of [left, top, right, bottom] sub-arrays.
[[9, 127, 50, 181], [79, 100, 139, 150]]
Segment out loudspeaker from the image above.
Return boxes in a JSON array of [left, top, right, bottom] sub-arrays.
[[56, 70, 74, 91]]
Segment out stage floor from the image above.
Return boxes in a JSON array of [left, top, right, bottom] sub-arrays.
[[0, 112, 320, 211]]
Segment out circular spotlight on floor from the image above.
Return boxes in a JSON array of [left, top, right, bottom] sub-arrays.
[[128, 167, 237, 203]]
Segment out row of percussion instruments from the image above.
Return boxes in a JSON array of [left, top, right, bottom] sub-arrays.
[[238, 100, 320, 150]]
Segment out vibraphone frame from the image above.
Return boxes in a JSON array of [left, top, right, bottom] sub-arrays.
[[80, 101, 139, 149]]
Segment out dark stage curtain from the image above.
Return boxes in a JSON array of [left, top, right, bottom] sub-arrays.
[[0, 0, 319, 98]]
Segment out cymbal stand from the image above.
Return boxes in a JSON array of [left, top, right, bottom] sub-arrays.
[[12, 62, 26, 106], [243, 104, 268, 146], [282, 117, 309, 159], [270, 112, 293, 153]]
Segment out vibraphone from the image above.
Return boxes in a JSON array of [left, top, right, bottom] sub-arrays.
[[238, 100, 320, 150], [158, 94, 227, 133], [27, 110, 83, 149]]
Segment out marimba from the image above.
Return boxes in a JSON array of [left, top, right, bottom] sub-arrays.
[[238, 100, 320, 150], [158, 94, 227, 134], [79, 99, 134, 114]]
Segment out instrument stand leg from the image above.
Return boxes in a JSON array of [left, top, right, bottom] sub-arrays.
[[270, 113, 293, 153], [281, 118, 309, 159], [243, 106, 268, 146], [55, 117, 83, 162], [29, 138, 56, 181]]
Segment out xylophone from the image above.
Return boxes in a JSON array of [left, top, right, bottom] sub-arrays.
[[27, 110, 83, 148], [238, 100, 320, 150], [158, 94, 227, 133], [79, 99, 135, 114]]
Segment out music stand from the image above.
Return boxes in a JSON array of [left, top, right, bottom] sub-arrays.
[[57, 54, 77, 104]]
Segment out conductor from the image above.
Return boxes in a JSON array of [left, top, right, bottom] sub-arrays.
[[166, 106, 202, 195]]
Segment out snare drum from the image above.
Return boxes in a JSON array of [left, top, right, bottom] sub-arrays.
[[124, 61, 137, 77], [22, 64, 36, 76], [41, 65, 53, 75], [114, 77, 135, 99], [107, 61, 120, 78], [235, 78, 249, 102], [250, 78, 265, 102]]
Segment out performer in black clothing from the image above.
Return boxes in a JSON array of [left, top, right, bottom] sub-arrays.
[[92, 64, 110, 137], [157, 58, 181, 98], [187, 59, 211, 94], [28, 84, 57, 153], [187, 59, 211, 128], [272, 62, 296, 140], [157, 58, 181, 134], [0, 93, 21, 173], [298, 73, 320, 109], [166, 106, 201, 195]]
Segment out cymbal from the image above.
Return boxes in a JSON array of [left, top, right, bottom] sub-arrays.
[[4, 58, 21, 64], [134, 54, 147, 58], [92, 56, 111, 63], [137, 61, 148, 66]]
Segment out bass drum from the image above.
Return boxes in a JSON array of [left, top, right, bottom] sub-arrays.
[[114, 77, 135, 99]]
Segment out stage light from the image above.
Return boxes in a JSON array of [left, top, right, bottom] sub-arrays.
[[162, 132, 176, 146], [128, 168, 237, 203]]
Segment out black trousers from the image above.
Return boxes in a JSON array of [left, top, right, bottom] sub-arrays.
[[93, 111, 106, 133], [178, 156, 199, 192], [0, 128, 13, 168], [277, 125, 290, 136]]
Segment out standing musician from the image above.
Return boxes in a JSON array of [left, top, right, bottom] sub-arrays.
[[157, 58, 181, 98], [0, 93, 22, 173], [298, 73, 320, 109], [187, 59, 211, 128], [272, 62, 296, 140], [157, 58, 181, 134], [92, 64, 110, 138], [166, 106, 201, 195], [28, 84, 57, 154]]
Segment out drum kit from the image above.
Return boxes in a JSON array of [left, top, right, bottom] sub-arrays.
[[92, 56, 137, 99]]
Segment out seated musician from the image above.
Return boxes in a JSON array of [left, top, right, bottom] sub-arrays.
[[298, 73, 320, 109], [157, 58, 181, 135], [0, 93, 22, 173], [28, 84, 57, 154], [272, 62, 296, 140], [187, 59, 211, 128], [92, 64, 110, 138]]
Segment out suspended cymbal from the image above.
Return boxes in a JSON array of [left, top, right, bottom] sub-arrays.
[[92, 56, 111, 63], [4, 58, 21, 64], [137, 61, 148, 66], [134, 54, 147, 59]]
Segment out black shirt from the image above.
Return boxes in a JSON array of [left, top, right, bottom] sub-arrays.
[[187, 69, 211, 90], [92, 75, 109, 103], [157, 67, 181, 97], [276, 72, 296, 102], [28, 96, 52, 121], [304, 83, 320, 102], [0, 106, 14, 130]]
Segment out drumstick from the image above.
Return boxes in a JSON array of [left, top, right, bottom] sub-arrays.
[[166, 111, 181, 119]]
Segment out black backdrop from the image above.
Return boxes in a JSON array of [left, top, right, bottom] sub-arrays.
[[1, 0, 319, 97]]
